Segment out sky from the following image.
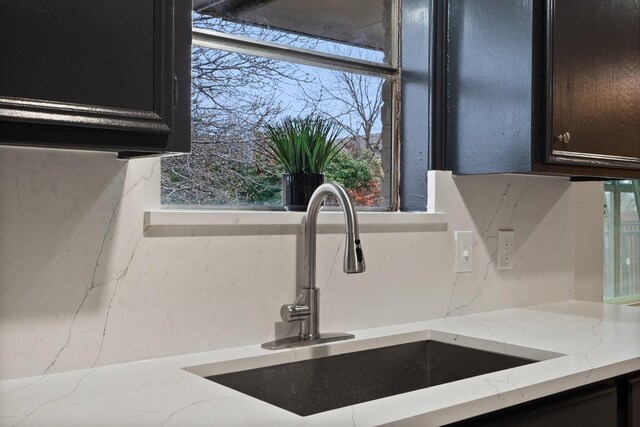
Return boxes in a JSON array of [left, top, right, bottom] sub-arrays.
[[192, 13, 389, 139]]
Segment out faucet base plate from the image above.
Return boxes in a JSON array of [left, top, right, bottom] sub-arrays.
[[261, 332, 354, 350]]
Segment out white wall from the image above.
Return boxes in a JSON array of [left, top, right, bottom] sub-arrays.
[[0, 146, 602, 380], [574, 181, 605, 301]]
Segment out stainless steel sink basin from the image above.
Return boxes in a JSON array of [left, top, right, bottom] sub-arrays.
[[204, 340, 536, 416]]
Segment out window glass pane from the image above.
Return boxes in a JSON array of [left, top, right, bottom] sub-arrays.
[[161, 47, 393, 208], [192, 0, 394, 65], [604, 190, 614, 298], [604, 180, 640, 301]]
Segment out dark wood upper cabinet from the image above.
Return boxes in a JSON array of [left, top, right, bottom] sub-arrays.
[[443, 0, 640, 178], [0, 0, 191, 157]]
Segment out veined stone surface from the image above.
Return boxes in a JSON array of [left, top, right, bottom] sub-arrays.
[[0, 301, 638, 426], [0, 146, 599, 380]]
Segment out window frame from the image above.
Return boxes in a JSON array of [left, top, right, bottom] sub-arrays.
[[164, 2, 401, 211], [604, 180, 640, 304]]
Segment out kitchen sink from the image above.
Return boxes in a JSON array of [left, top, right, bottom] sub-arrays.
[[203, 340, 537, 416]]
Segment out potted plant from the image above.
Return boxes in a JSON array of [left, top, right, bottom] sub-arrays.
[[261, 116, 345, 211]]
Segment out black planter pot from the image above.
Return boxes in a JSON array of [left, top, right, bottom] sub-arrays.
[[282, 173, 324, 211]]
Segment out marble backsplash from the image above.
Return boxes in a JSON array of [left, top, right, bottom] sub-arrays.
[[0, 146, 602, 380]]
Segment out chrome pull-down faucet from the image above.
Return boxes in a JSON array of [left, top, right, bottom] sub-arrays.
[[262, 182, 365, 350]]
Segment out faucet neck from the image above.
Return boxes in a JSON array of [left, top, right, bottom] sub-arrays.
[[304, 183, 360, 291]]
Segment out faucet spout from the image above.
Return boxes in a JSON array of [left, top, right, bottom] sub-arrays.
[[305, 182, 365, 289], [261, 182, 365, 350]]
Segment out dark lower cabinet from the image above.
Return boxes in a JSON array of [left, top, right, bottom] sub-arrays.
[[0, 0, 191, 157], [447, 371, 640, 427], [629, 377, 640, 427], [448, 384, 617, 427], [497, 387, 616, 427]]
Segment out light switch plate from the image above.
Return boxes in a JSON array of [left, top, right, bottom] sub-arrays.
[[497, 229, 515, 270], [454, 231, 473, 273]]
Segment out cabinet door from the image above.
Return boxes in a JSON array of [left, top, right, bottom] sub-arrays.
[[448, 385, 618, 427], [630, 377, 640, 427], [549, 0, 640, 170], [0, 0, 191, 155], [498, 387, 617, 427]]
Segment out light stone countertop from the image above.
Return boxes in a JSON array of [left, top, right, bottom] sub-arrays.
[[1, 300, 639, 427]]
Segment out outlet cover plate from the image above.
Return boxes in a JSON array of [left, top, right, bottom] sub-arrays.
[[497, 229, 515, 270]]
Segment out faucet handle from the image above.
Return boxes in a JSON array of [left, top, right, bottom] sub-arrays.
[[280, 293, 311, 323]]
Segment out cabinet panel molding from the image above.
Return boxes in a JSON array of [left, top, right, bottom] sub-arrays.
[[0, 0, 191, 155]]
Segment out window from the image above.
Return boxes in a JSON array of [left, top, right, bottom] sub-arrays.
[[162, 0, 399, 209], [604, 180, 640, 304]]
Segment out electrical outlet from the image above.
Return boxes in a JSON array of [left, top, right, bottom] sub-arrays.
[[454, 231, 473, 273], [497, 229, 515, 270]]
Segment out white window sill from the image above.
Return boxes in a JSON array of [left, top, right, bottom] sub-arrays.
[[144, 210, 448, 237]]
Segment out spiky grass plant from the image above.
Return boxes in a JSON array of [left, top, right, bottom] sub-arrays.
[[261, 116, 345, 174]]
